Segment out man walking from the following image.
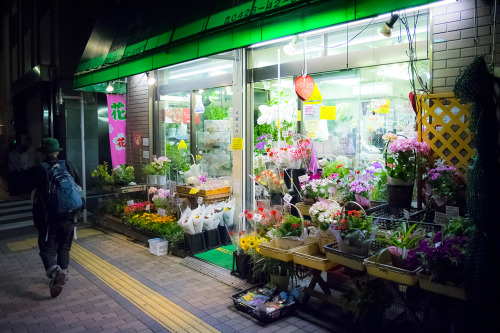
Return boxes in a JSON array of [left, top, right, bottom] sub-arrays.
[[31, 138, 83, 297]]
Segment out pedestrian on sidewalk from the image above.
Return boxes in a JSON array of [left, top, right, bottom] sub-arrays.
[[30, 138, 83, 298]]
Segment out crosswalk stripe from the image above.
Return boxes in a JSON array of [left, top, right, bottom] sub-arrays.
[[0, 220, 33, 231]]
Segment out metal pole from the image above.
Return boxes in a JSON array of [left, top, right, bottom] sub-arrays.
[[80, 93, 87, 223]]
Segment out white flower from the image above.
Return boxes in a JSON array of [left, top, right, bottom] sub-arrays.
[[109, 124, 114, 134], [113, 133, 126, 151]]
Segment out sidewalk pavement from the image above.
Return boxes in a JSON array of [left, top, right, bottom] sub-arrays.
[[0, 226, 333, 333]]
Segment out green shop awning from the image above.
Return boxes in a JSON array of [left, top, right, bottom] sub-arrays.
[[74, 0, 440, 90]]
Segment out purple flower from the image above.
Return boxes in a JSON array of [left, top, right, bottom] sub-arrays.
[[257, 134, 267, 141], [255, 141, 267, 150], [309, 172, 321, 180], [199, 175, 206, 183], [370, 161, 383, 169]]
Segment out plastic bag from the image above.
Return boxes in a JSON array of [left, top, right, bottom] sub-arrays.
[[213, 202, 226, 226], [223, 198, 235, 227], [192, 205, 205, 233], [202, 204, 215, 230], [178, 207, 194, 235]]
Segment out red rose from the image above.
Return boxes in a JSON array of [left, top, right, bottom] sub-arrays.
[[258, 207, 264, 212]]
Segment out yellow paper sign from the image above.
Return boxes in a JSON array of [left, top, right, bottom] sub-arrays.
[[320, 106, 337, 120], [304, 84, 323, 104], [304, 119, 320, 132], [277, 119, 281, 130], [232, 138, 243, 150], [378, 99, 390, 113], [307, 132, 316, 139], [297, 110, 301, 122], [189, 188, 200, 194], [177, 140, 187, 150], [196, 155, 202, 160]]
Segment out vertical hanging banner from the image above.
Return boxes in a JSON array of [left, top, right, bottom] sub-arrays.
[[107, 94, 127, 167]]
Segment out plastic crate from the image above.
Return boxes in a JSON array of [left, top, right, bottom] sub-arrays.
[[148, 238, 168, 256], [367, 204, 441, 233], [231, 284, 296, 323]]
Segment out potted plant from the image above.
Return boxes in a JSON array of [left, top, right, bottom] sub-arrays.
[[91, 161, 114, 188], [111, 164, 135, 185], [271, 214, 304, 250], [424, 161, 466, 212], [253, 256, 294, 292], [384, 136, 430, 208], [254, 169, 287, 205], [308, 199, 341, 252], [143, 163, 158, 185], [334, 209, 374, 256], [152, 156, 170, 185]]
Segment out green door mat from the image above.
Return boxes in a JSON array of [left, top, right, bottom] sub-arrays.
[[194, 244, 235, 271]]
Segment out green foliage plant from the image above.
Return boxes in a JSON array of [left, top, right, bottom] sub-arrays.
[[272, 215, 303, 238]]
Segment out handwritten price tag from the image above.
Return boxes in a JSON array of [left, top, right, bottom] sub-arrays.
[[127, 200, 134, 206], [189, 188, 200, 194], [253, 214, 262, 222], [176, 198, 183, 206], [283, 193, 292, 203], [434, 212, 450, 224], [198, 197, 203, 205], [158, 208, 166, 217], [145, 204, 150, 212], [298, 175, 310, 183], [446, 206, 460, 218], [264, 189, 269, 197]]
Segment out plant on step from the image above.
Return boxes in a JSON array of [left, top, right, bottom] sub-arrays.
[[272, 215, 303, 238]]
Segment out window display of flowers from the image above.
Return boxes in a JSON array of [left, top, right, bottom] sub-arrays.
[[254, 169, 287, 195], [124, 201, 154, 216], [309, 199, 341, 231], [376, 223, 424, 270], [425, 160, 466, 207], [334, 210, 374, 247], [148, 187, 177, 214], [125, 213, 183, 243], [385, 137, 430, 183]]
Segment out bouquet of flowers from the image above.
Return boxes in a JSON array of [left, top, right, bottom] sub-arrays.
[[239, 233, 265, 254], [254, 169, 287, 194], [425, 160, 465, 207], [245, 207, 282, 237], [309, 199, 341, 231], [148, 187, 177, 214], [385, 137, 430, 183]]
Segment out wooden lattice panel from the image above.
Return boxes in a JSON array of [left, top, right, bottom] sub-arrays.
[[417, 93, 474, 175]]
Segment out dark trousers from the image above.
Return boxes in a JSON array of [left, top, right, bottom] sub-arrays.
[[37, 219, 74, 278]]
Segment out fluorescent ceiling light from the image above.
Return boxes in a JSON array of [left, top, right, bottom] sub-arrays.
[[250, 36, 297, 48], [159, 95, 190, 102], [169, 63, 233, 79]]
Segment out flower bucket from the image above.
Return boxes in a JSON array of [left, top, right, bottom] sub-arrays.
[[270, 193, 283, 205], [387, 184, 414, 208], [158, 175, 167, 186], [233, 251, 252, 279], [148, 175, 158, 185]]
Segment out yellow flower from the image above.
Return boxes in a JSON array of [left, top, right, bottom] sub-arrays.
[[240, 237, 247, 248], [247, 236, 255, 243], [256, 246, 261, 253], [248, 241, 256, 248], [241, 243, 249, 251]]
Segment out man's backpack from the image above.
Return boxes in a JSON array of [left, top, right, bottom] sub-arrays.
[[42, 161, 83, 216]]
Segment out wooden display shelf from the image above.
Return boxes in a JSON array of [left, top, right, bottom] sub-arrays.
[[103, 184, 147, 194], [176, 185, 231, 197]]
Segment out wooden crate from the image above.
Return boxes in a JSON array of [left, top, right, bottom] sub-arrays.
[[365, 251, 420, 286], [291, 243, 339, 271]]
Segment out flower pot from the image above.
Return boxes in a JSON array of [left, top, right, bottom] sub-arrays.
[[148, 175, 158, 185], [284, 169, 292, 189], [158, 175, 167, 186], [270, 193, 283, 205], [270, 274, 290, 292], [387, 177, 414, 208], [203, 229, 222, 249], [184, 233, 207, 254], [218, 225, 232, 246], [303, 197, 315, 205]]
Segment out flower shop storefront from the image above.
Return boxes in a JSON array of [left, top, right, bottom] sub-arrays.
[[74, 0, 482, 329]]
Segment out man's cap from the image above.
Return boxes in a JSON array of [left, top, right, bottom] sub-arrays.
[[38, 138, 63, 153]]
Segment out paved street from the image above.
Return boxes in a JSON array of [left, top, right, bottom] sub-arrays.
[[0, 225, 333, 333]]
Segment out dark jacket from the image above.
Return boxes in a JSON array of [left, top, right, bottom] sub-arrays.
[[31, 155, 83, 226]]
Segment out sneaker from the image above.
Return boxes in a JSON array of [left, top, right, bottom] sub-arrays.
[[49, 268, 67, 298]]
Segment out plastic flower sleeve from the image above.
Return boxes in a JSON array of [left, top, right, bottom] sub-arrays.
[[178, 207, 194, 235], [223, 198, 236, 227]]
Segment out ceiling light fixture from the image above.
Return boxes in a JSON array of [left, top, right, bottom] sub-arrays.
[[106, 82, 114, 93], [146, 72, 156, 85], [378, 14, 399, 37], [283, 35, 300, 56]]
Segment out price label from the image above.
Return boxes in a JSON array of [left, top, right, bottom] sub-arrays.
[[145, 204, 150, 212], [403, 209, 410, 220], [189, 188, 200, 194], [232, 138, 243, 150], [307, 132, 316, 139], [264, 189, 269, 197], [299, 175, 310, 183], [434, 212, 450, 225], [127, 200, 134, 206], [253, 214, 262, 222], [158, 208, 166, 217], [176, 198, 183, 206], [283, 193, 292, 203], [197, 197, 203, 205], [446, 206, 460, 218]]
